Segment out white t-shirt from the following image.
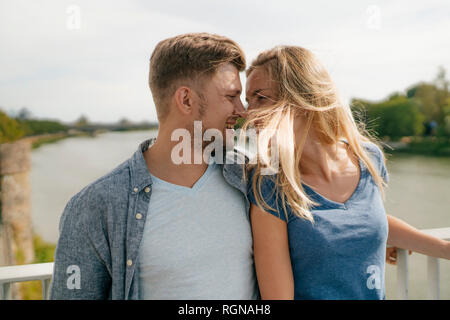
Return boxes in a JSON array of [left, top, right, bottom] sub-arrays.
[[138, 159, 258, 299]]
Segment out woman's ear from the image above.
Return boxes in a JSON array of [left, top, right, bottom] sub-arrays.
[[174, 86, 193, 115]]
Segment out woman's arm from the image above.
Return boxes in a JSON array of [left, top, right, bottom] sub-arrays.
[[387, 214, 450, 260], [250, 204, 294, 299]]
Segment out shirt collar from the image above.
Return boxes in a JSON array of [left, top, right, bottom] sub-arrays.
[[129, 138, 250, 194], [129, 138, 156, 193]]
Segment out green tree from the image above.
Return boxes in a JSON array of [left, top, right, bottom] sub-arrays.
[[75, 115, 89, 127], [0, 109, 25, 143], [18, 119, 68, 136], [406, 67, 449, 125], [352, 96, 424, 140]]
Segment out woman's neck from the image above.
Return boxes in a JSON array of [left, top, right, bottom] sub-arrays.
[[298, 132, 351, 183]]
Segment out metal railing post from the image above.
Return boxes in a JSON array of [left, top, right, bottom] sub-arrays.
[[427, 256, 440, 300], [397, 248, 409, 300], [42, 278, 51, 300], [1, 282, 12, 300]]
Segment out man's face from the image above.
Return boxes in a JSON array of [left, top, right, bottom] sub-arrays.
[[199, 63, 245, 136]]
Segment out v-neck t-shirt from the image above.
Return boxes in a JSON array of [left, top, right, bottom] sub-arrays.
[[247, 141, 389, 300], [138, 158, 258, 299]]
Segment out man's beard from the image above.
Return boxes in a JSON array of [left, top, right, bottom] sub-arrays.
[[193, 100, 227, 150], [186, 122, 224, 151]]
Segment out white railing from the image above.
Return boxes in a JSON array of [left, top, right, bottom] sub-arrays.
[[0, 227, 449, 300], [396, 227, 450, 300], [0, 262, 53, 300]]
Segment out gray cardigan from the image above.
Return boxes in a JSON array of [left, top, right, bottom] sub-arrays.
[[49, 138, 250, 299]]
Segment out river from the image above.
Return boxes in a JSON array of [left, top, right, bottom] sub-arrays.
[[30, 130, 450, 299]]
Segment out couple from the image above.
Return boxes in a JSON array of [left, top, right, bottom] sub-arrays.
[[49, 33, 450, 300]]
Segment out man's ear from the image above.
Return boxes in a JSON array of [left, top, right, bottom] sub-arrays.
[[173, 86, 193, 116]]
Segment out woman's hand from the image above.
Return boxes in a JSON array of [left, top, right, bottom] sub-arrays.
[[445, 241, 450, 260], [387, 215, 450, 260], [385, 247, 412, 265]]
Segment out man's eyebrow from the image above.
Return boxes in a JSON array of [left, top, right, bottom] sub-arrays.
[[225, 89, 241, 96]]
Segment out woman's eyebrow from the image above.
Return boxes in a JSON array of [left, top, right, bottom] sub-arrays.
[[246, 88, 261, 98], [250, 88, 272, 97]]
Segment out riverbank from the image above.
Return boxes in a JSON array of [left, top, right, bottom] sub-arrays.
[[383, 136, 450, 157], [23, 131, 94, 150], [27, 127, 158, 150]]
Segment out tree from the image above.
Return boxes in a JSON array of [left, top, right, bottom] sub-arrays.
[[16, 107, 32, 120], [0, 109, 25, 143], [75, 115, 89, 127], [406, 67, 449, 125], [352, 96, 424, 140], [406, 83, 441, 124], [118, 118, 132, 127]]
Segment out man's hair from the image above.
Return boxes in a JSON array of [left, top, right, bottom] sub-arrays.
[[149, 33, 246, 121]]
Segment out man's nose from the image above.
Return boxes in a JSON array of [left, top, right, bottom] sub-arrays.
[[234, 99, 246, 116]]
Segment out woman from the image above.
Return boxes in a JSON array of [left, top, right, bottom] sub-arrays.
[[241, 46, 450, 300]]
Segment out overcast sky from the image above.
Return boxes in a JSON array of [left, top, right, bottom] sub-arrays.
[[1, 0, 449, 123]]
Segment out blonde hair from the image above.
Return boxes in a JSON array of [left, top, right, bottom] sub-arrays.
[[243, 46, 387, 223]]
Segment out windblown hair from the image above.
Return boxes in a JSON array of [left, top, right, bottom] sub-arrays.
[[149, 33, 246, 122], [242, 46, 387, 223]]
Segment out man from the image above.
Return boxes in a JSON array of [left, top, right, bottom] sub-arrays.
[[50, 33, 258, 299]]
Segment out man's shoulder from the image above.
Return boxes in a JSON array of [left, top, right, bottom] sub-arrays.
[[74, 159, 131, 204], [61, 156, 133, 230]]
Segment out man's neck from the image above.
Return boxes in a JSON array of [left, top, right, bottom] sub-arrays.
[[143, 128, 211, 188]]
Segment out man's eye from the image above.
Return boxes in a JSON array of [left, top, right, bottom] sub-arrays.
[[257, 96, 266, 100]]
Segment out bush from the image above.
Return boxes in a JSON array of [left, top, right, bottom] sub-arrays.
[[353, 96, 424, 140], [18, 119, 68, 136], [0, 110, 25, 143], [19, 235, 56, 300]]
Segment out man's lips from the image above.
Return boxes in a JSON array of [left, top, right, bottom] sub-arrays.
[[225, 115, 239, 129]]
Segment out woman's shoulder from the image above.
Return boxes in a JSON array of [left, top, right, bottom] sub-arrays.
[[247, 167, 279, 194], [361, 141, 384, 157], [360, 140, 389, 183]]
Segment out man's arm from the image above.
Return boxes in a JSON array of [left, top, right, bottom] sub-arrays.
[[386, 214, 450, 262], [50, 195, 111, 299]]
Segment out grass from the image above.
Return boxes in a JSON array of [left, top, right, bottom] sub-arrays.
[[17, 234, 56, 300], [31, 134, 68, 149]]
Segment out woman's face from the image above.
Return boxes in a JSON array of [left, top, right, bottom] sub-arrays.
[[245, 67, 279, 111]]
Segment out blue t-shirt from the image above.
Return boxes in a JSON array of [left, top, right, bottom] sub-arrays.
[[247, 142, 389, 300]]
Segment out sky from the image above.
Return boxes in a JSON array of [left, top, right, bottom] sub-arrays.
[[0, 0, 449, 124]]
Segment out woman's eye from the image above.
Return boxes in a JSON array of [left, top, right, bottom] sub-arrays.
[[257, 96, 266, 100]]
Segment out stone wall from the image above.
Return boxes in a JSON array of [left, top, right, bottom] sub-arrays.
[[0, 140, 35, 299]]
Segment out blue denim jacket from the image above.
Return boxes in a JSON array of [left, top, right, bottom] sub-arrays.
[[49, 139, 250, 299]]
